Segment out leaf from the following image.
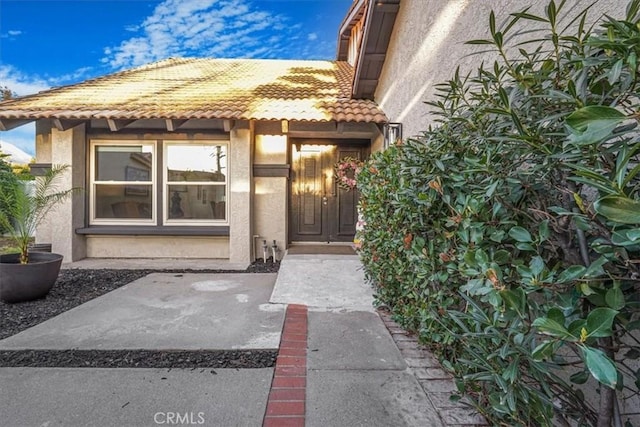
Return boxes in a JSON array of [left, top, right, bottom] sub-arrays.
[[605, 287, 625, 310], [608, 59, 623, 84], [502, 288, 525, 317], [585, 256, 607, 277], [530, 256, 545, 276], [570, 370, 590, 384], [626, 320, 640, 331], [532, 341, 555, 360], [581, 346, 618, 388], [565, 106, 626, 131], [611, 229, 640, 246], [509, 226, 533, 242], [515, 242, 536, 251], [493, 249, 510, 264], [466, 39, 494, 45], [532, 317, 576, 341], [594, 195, 640, 224], [538, 220, 550, 241], [565, 106, 626, 145], [547, 307, 565, 325], [569, 319, 587, 338], [580, 282, 596, 296], [475, 249, 489, 265], [586, 307, 618, 338], [557, 265, 586, 283]]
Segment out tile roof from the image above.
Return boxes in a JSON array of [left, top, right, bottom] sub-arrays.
[[0, 58, 387, 123]]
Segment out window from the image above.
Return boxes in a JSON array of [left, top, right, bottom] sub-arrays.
[[164, 142, 227, 223], [91, 142, 155, 224], [90, 140, 228, 226]]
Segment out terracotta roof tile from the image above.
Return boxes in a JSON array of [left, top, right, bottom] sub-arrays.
[[0, 58, 387, 123]]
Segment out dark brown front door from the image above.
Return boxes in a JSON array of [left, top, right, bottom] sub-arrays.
[[290, 143, 364, 243]]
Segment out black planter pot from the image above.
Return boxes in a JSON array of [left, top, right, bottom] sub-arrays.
[[0, 252, 63, 303]]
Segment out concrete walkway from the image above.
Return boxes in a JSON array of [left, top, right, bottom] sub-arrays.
[[0, 253, 484, 426], [270, 253, 485, 427]]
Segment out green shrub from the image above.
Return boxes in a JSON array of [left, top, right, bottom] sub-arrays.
[[0, 151, 19, 235], [358, 2, 640, 425]]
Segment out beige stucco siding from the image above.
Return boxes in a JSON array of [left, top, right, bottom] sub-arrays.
[[375, 0, 629, 139], [36, 122, 87, 262], [254, 177, 287, 260], [228, 122, 254, 264], [86, 236, 229, 258], [253, 123, 288, 259]]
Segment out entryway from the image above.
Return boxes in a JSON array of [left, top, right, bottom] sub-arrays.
[[289, 139, 367, 243], [286, 245, 356, 256]]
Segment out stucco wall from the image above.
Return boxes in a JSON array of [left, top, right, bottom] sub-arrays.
[[253, 126, 288, 259], [38, 123, 87, 262], [35, 121, 53, 245], [228, 122, 254, 264], [375, 0, 629, 139], [86, 236, 229, 258], [254, 177, 287, 260]]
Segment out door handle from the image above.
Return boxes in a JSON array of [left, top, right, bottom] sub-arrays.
[[322, 172, 326, 196]]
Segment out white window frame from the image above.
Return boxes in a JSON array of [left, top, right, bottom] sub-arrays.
[[89, 140, 157, 225], [163, 140, 229, 226]]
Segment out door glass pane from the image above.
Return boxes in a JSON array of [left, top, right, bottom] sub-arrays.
[[95, 184, 152, 219], [167, 145, 226, 182], [167, 185, 225, 220], [95, 146, 152, 181]]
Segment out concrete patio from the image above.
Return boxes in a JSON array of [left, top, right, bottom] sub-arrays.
[[0, 253, 483, 426]]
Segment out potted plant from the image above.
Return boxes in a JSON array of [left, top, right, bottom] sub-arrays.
[[0, 164, 76, 303]]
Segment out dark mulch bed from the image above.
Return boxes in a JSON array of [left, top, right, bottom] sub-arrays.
[[0, 260, 280, 368], [0, 349, 277, 369]]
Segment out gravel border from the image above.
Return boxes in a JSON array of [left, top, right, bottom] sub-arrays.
[[0, 349, 277, 369]]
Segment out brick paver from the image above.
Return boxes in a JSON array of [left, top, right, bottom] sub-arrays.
[[263, 304, 308, 427]]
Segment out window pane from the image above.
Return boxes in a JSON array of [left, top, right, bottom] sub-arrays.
[[167, 145, 226, 182], [96, 146, 152, 181], [168, 185, 225, 220], [95, 184, 152, 219]]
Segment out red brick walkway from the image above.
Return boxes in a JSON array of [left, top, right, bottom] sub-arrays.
[[263, 304, 308, 427]]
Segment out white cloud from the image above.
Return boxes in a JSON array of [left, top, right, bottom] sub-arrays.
[[1, 30, 23, 38], [47, 66, 94, 86], [308, 33, 318, 41], [0, 65, 49, 96], [102, 0, 317, 69], [0, 124, 36, 157], [0, 63, 94, 97]]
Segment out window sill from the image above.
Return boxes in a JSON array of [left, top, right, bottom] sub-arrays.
[[75, 226, 229, 236]]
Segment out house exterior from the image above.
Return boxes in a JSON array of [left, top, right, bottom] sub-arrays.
[[0, 58, 387, 265], [0, 0, 627, 265], [359, 0, 628, 138]]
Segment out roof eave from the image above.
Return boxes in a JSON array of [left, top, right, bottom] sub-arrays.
[[351, 0, 401, 100]]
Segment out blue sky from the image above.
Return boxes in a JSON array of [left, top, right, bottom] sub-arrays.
[[0, 0, 353, 156]]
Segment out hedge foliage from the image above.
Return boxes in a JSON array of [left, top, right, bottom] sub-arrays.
[[357, 2, 640, 425]]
